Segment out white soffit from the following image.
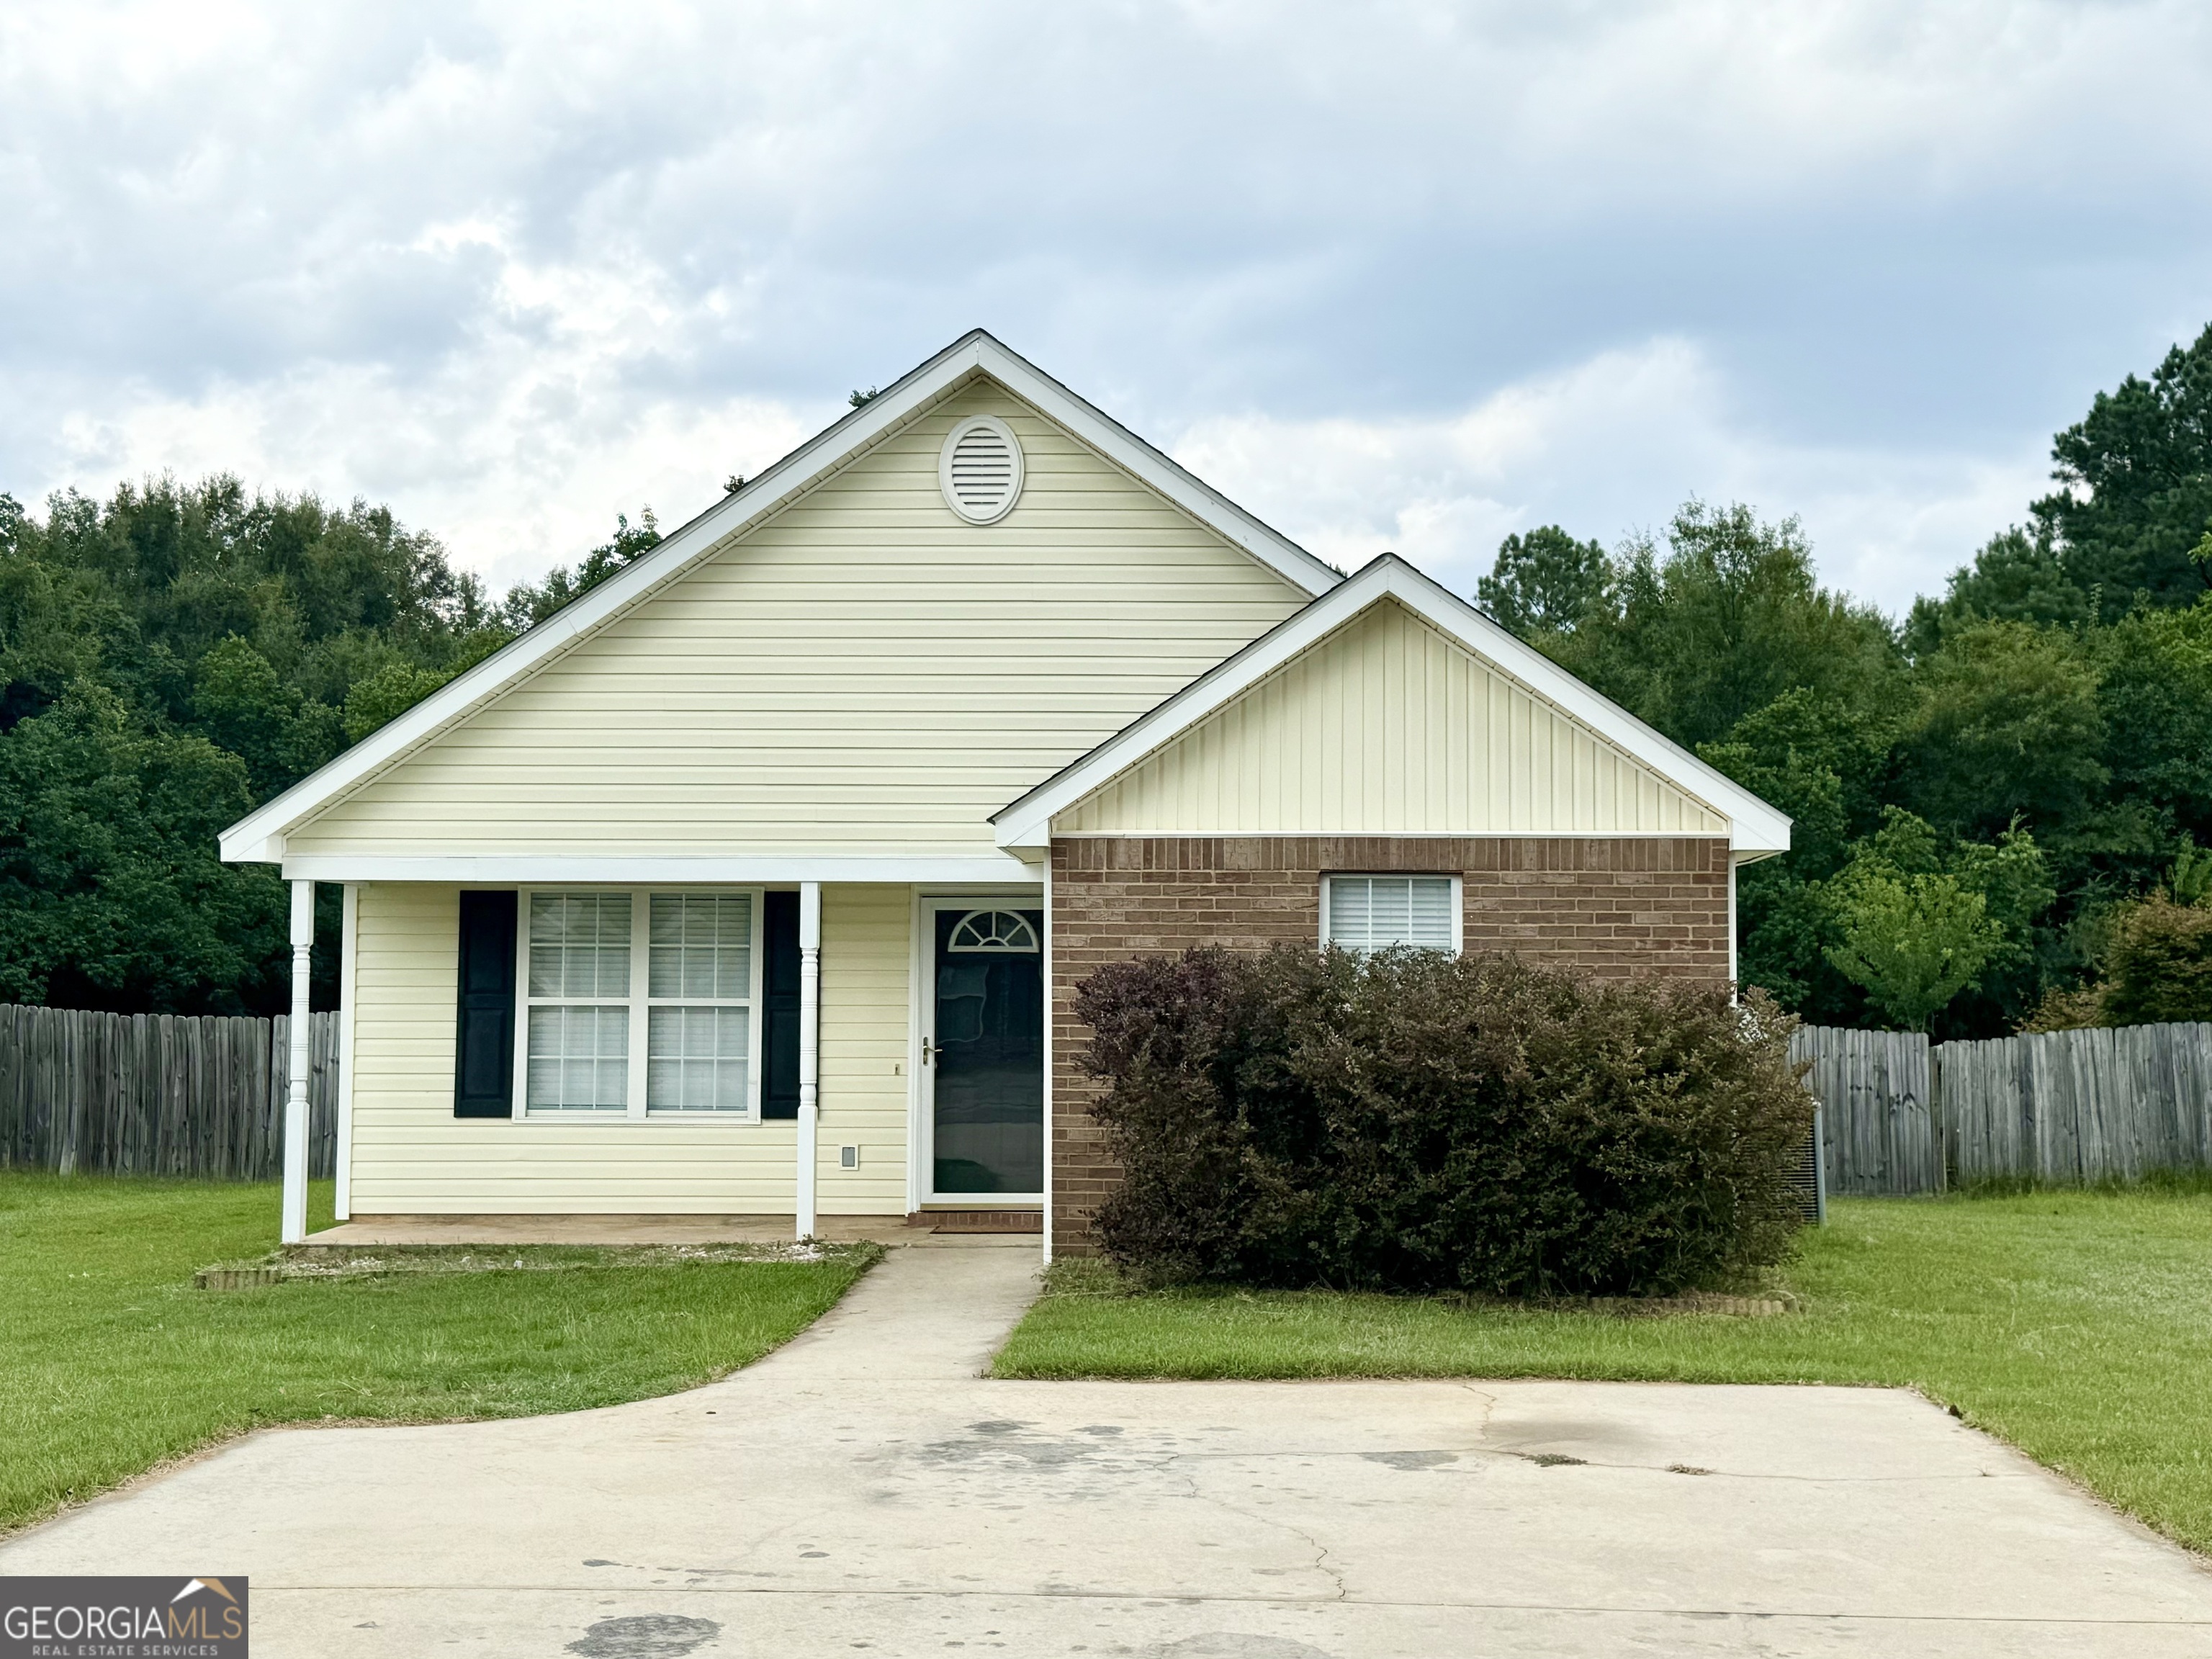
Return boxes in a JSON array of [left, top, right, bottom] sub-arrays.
[[277, 854, 1044, 884], [218, 329, 1342, 865], [993, 554, 1794, 857]]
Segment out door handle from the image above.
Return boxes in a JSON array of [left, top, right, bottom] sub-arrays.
[[921, 1038, 935, 1066]]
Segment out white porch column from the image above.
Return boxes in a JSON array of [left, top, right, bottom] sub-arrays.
[[333, 884, 359, 1223], [280, 878, 314, 1245], [796, 880, 822, 1240]]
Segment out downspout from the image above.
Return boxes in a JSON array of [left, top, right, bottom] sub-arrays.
[[796, 881, 821, 1240], [1040, 849, 1054, 1267], [281, 878, 313, 1246], [1727, 850, 1740, 999]]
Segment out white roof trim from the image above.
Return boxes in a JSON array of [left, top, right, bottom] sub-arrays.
[[993, 554, 1794, 856], [219, 329, 1342, 864]]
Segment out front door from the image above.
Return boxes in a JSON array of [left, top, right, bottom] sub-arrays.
[[926, 905, 1044, 1198]]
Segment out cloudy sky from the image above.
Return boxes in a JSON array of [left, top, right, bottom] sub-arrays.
[[4, 1, 2209, 613]]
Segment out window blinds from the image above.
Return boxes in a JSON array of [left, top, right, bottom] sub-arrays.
[[1326, 876, 1457, 953]]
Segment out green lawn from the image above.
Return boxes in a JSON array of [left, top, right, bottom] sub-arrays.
[[0, 1172, 874, 1537], [997, 1184, 2212, 1555]]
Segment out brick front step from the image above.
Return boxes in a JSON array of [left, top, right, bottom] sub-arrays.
[[910, 1210, 1044, 1233]]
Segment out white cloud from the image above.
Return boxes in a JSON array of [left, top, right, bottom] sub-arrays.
[[1174, 338, 2049, 616], [41, 362, 815, 595], [0, 0, 2205, 606], [27, 219, 826, 589]]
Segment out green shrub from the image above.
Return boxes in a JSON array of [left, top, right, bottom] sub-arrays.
[[1075, 947, 1813, 1298], [2101, 896, 2212, 1026]]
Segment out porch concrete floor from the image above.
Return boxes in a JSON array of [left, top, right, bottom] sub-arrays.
[[6, 1245, 2211, 1658], [298, 1213, 942, 1247]]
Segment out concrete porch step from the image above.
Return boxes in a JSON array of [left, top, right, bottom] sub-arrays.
[[912, 1210, 1043, 1234]]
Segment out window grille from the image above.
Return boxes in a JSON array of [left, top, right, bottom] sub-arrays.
[[1324, 876, 1457, 953]]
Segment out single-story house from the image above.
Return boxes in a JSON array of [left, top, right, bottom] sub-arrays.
[[222, 330, 1790, 1256]]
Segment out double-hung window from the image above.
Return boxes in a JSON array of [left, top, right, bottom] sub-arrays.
[[645, 894, 755, 1113], [524, 893, 633, 1112], [518, 889, 760, 1118], [1323, 874, 1461, 954]]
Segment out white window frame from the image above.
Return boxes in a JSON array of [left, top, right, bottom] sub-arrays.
[[513, 886, 765, 1122], [1320, 873, 1464, 956]]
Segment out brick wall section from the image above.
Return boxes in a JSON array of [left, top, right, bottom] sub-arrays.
[[1049, 835, 1732, 1256]]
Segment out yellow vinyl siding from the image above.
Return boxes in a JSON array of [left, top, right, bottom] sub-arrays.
[[287, 380, 1308, 859], [815, 884, 912, 1214], [346, 881, 909, 1215], [1055, 599, 1730, 837]]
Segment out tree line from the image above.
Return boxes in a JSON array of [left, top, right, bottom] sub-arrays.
[[1479, 324, 2212, 1034], [6, 330, 2212, 1031], [0, 481, 663, 1012]]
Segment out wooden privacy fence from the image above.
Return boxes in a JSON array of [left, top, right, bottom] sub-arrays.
[[0, 1004, 340, 1179], [1793, 1020, 2212, 1195], [1938, 1022, 2212, 1184], [1790, 1026, 1939, 1196]]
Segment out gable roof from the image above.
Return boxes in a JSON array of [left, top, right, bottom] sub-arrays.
[[220, 330, 1344, 864], [993, 554, 1794, 856]]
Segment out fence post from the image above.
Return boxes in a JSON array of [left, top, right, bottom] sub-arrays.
[[1938, 1035, 1949, 1192], [55, 1010, 81, 1177]]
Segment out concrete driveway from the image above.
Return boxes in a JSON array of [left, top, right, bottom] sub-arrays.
[[6, 1243, 2210, 1658]]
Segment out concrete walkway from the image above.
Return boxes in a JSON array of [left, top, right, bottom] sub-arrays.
[[7, 1244, 2211, 1658]]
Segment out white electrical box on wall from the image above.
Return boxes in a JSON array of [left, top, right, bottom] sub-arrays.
[[839, 1146, 860, 1170]]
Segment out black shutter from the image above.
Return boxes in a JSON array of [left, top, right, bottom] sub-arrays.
[[454, 890, 518, 1118], [761, 891, 801, 1119]]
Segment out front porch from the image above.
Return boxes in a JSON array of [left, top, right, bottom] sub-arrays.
[[312, 873, 1052, 1251]]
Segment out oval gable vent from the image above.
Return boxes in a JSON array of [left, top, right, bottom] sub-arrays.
[[939, 415, 1024, 524]]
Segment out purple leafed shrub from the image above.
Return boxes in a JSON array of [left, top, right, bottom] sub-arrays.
[[1075, 945, 1813, 1298]]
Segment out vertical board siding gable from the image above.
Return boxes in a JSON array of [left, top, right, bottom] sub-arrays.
[[1053, 600, 1730, 837], [284, 382, 1309, 859]]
